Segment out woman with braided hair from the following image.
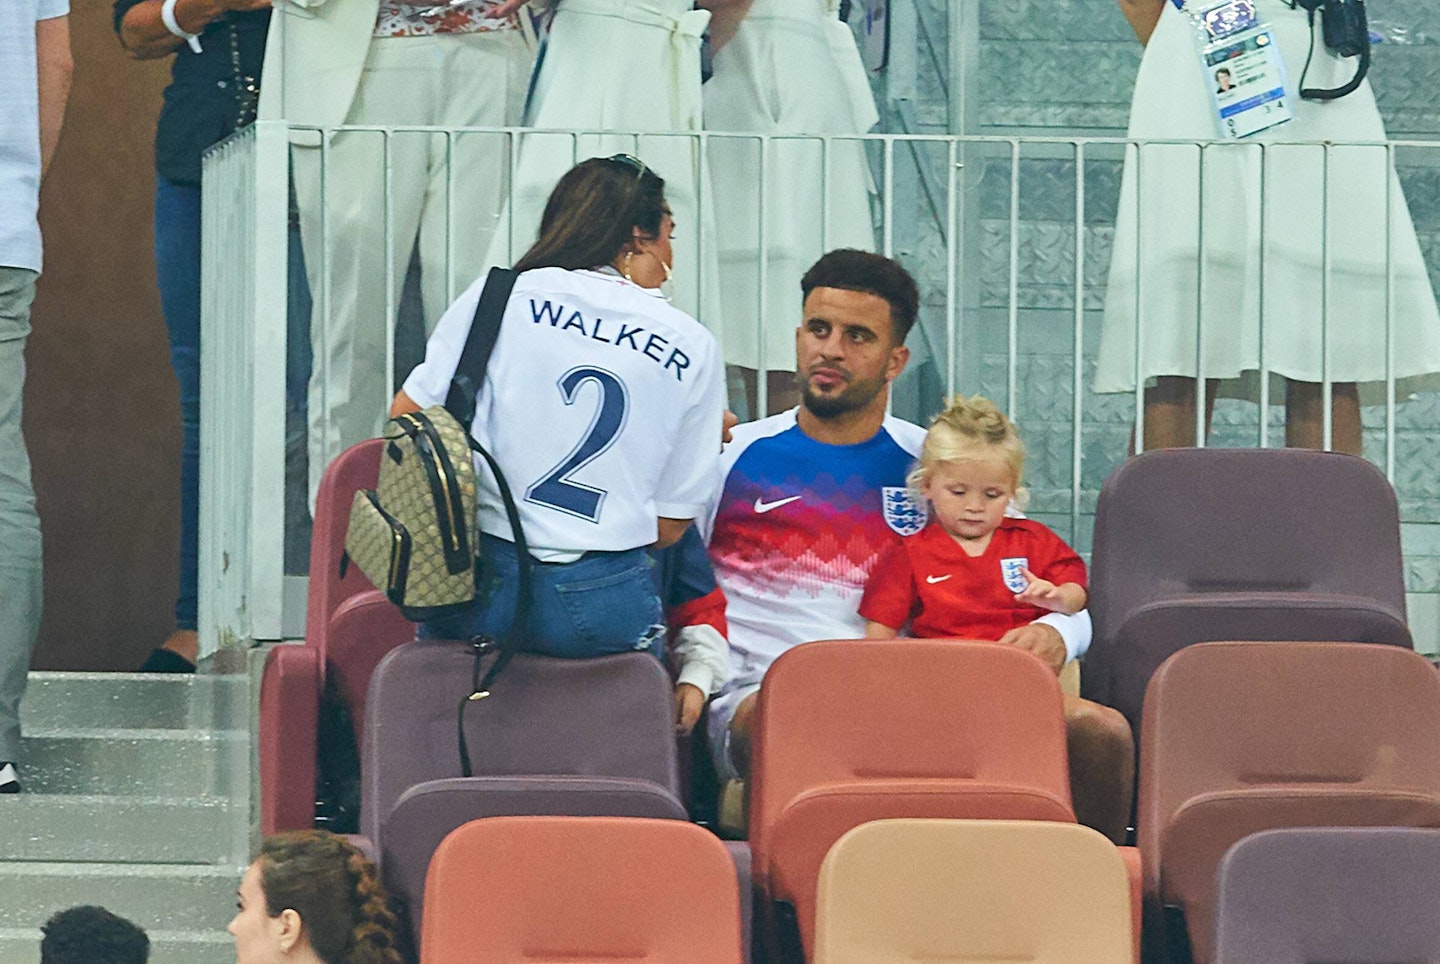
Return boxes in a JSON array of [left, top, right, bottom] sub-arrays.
[[229, 830, 406, 964]]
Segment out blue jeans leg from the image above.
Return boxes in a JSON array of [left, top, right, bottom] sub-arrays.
[[423, 535, 665, 660], [154, 178, 201, 632]]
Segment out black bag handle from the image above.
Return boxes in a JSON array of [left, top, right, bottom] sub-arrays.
[[441, 267, 533, 778]]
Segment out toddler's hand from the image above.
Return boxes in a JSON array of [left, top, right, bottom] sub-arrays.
[[674, 683, 706, 736], [1014, 567, 1069, 613]]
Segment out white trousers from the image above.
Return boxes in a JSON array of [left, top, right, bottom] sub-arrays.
[[293, 28, 533, 503]]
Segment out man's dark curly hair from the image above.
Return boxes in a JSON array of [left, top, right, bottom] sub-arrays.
[[40, 906, 149, 964]]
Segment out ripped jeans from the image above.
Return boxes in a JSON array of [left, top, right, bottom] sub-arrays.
[[421, 533, 665, 660]]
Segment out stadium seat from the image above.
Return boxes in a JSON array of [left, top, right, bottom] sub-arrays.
[[814, 819, 1133, 964], [749, 639, 1077, 961], [362, 640, 695, 941], [1213, 827, 1440, 962], [1084, 448, 1411, 734], [420, 816, 744, 964], [383, 776, 688, 945], [260, 438, 413, 834], [1138, 641, 1440, 964]]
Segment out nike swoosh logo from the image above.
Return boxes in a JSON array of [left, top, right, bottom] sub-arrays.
[[753, 495, 802, 514], [926, 574, 953, 584]]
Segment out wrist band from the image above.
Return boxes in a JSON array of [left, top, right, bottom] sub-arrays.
[[161, 0, 204, 54]]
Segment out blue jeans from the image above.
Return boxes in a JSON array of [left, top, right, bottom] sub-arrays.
[[154, 178, 312, 630], [422, 534, 665, 659]]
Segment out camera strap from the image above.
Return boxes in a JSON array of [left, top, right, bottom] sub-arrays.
[[1291, 0, 1371, 101]]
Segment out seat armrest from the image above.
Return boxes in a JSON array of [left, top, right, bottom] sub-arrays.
[[260, 644, 322, 834]]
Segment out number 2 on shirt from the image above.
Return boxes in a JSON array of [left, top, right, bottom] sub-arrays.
[[525, 366, 630, 522]]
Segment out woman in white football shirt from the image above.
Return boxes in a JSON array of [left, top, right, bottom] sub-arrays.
[[392, 156, 726, 657]]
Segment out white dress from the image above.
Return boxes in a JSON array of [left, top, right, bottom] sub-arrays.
[[486, 0, 723, 336], [1096, 0, 1440, 398], [703, 0, 878, 372]]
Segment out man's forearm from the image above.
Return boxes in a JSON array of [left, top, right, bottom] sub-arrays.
[[1034, 609, 1093, 663], [36, 14, 74, 176]]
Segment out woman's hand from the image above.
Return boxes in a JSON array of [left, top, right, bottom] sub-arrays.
[[119, 0, 271, 60], [485, 0, 529, 18]]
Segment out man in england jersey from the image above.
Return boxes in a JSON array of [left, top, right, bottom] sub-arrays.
[[702, 249, 1133, 841]]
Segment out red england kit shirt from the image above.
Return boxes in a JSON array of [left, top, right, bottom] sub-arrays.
[[859, 517, 1087, 640]]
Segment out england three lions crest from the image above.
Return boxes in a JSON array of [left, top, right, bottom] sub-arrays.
[[882, 487, 927, 536]]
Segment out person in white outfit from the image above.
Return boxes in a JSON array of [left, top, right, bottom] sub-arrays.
[[259, 0, 535, 502], [1101, 0, 1440, 453], [703, 0, 878, 417], [487, 0, 723, 343]]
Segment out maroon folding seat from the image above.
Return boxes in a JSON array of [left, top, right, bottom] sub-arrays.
[[362, 639, 692, 945], [1214, 827, 1440, 963], [259, 438, 413, 834], [1085, 448, 1410, 733], [1139, 642, 1440, 964]]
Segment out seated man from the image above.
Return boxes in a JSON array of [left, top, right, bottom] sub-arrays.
[[702, 249, 1133, 842]]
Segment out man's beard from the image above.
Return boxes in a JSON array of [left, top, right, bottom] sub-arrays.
[[799, 368, 887, 419]]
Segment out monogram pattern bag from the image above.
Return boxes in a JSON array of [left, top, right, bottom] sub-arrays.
[[342, 269, 524, 621]]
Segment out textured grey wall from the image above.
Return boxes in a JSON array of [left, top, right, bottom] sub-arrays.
[[869, 0, 1440, 645]]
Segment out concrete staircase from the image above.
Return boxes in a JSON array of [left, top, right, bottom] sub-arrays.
[[0, 672, 252, 963]]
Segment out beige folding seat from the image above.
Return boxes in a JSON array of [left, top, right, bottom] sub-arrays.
[[814, 819, 1133, 964]]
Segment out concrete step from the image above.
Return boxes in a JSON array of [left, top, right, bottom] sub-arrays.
[[18, 728, 246, 798], [20, 672, 248, 732], [0, 795, 241, 864], [0, 863, 242, 933], [0, 926, 233, 964]]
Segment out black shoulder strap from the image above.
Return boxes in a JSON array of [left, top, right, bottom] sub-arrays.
[[443, 267, 531, 778], [445, 267, 520, 431]]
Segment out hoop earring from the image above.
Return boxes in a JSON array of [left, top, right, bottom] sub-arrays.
[[623, 251, 634, 282]]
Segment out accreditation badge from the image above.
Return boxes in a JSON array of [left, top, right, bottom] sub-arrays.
[[1186, 0, 1294, 139]]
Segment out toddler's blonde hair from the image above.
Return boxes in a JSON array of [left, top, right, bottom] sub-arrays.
[[908, 394, 1029, 509]]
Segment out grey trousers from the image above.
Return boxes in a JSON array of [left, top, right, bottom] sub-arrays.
[[0, 267, 40, 763]]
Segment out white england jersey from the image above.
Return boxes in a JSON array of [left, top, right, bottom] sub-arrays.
[[404, 267, 725, 560]]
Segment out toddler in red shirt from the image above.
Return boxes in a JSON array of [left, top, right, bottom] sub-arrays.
[[861, 394, 1086, 640]]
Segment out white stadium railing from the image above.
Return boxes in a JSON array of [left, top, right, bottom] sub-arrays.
[[201, 121, 1440, 656]]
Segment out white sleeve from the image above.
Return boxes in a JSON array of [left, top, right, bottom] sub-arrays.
[[652, 343, 726, 520], [674, 625, 730, 695], [401, 274, 487, 408], [1033, 609, 1092, 663]]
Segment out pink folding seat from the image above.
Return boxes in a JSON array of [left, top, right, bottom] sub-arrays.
[[421, 816, 743, 964], [1139, 641, 1440, 964], [1085, 448, 1410, 734], [748, 639, 1081, 961], [259, 438, 412, 833]]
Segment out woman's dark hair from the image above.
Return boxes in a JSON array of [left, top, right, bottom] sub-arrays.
[[800, 248, 920, 345], [258, 831, 404, 964], [513, 155, 668, 273]]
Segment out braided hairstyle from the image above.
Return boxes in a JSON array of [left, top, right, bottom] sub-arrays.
[[257, 831, 406, 964]]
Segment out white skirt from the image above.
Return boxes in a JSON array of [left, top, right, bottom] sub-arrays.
[[1095, 0, 1440, 398], [703, 0, 878, 371]]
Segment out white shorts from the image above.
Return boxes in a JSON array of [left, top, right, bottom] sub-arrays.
[[705, 682, 760, 783]]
